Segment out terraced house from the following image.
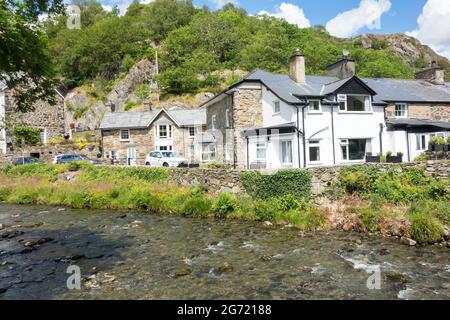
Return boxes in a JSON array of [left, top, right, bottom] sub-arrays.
[[200, 50, 450, 169], [100, 108, 207, 165]]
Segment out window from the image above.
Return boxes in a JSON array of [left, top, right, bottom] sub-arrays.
[[188, 145, 195, 157], [225, 108, 230, 128], [211, 115, 217, 130], [120, 130, 130, 141], [308, 100, 321, 112], [341, 139, 371, 161], [158, 125, 172, 139], [416, 134, 427, 151], [39, 129, 47, 144], [202, 143, 216, 162], [281, 140, 293, 165], [395, 103, 408, 118], [308, 140, 320, 162], [158, 145, 173, 151], [273, 101, 281, 114], [188, 127, 195, 137], [338, 95, 371, 112], [256, 142, 266, 160]]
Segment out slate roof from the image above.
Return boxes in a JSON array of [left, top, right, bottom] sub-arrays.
[[387, 118, 450, 130], [99, 108, 206, 130], [241, 69, 450, 105]]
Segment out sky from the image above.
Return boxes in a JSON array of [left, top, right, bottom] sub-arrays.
[[95, 0, 450, 59]]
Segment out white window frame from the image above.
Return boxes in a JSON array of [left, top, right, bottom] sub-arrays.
[[157, 125, 172, 139], [120, 129, 130, 141], [416, 134, 427, 151], [340, 138, 371, 161], [256, 142, 267, 161], [157, 145, 173, 151], [308, 100, 321, 113], [395, 103, 408, 118], [202, 143, 216, 162], [211, 115, 217, 130], [273, 100, 281, 115], [281, 140, 293, 165], [338, 94, 372, 112], [188, 127, 196, 138], [308, 140, 321, 163]]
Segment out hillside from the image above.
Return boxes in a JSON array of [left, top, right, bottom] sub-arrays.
[[45, 0, 450, 130]]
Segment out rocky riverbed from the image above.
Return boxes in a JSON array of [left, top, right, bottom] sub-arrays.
[[0, 204, 449, 300]]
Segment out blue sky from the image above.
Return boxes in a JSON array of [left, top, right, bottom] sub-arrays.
[[96, 0, 450, 59]]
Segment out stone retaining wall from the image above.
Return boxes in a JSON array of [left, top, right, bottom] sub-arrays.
[[168, 161, 450, 196]]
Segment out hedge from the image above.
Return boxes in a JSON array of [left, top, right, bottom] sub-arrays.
[[240, 170, 311, 200]]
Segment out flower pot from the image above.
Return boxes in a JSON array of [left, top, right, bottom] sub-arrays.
[[366, 156, 380, 163], [434, 145, 445, 152], [387, 156, 402, 163]]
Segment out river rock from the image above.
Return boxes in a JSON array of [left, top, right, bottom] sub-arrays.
[[0, 287, 8, 294], [400, 237, 417, 246], [263, 221, 273, 227], [21, 237, 54, 248], [174, 268, 192, 277], [221, 262, 234, 273], [1, 230, 24, 239]]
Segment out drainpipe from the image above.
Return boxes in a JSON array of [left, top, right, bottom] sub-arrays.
[[296, 106, 301, 168], [331, 103, 336, 165], [301, 104, 307, 168], [225, 90, 237, 169], [246, 135, 249, 169], [379, 123, 384, 156], [406, 128, 411, 162]]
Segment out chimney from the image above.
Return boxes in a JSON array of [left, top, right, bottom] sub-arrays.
[[327, 49, 356, 79], [289, 49, 306, 85], [144, 100, 152, 112], [415, 61, 445, 85]]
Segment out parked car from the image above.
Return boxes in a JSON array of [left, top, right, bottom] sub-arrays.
[[145, 151, 188, 167], [53, 154, 101, 165], [12, 157, 40, 166]]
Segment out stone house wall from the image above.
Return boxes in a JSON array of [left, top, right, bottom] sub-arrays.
[[385, 103, 450, 122], [167, 160, 449, 196], [206, 95, 232, 163], [4, 89, 66, 143]]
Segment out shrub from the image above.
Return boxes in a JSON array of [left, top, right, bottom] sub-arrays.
[[182, 195, 212, 218], [430, 136, 446, 146], [124, 101, 137, 111], [7, 186, 40, 204], [127, 188, 161, 211], [282, 207, 325, 230], [67, 162, 81, 172], [81, 166, 169, 183], [338, 165, 379, 195], [0, 186, 12, 201], [212, 193, 237, 218], [13, 126, 41, 146], [73, 105, 90, 120], [410, 215, 444, 244], [241, 170, 311, 200], [253, 200, 278, 221]]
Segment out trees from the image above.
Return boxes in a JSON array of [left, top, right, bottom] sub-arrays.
[[0, 0, 64, 111]]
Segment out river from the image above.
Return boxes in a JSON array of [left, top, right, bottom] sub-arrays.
[[0, 204, 449, 300]]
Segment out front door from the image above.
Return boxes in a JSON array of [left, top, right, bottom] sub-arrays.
[[127, 147, 137, 166]]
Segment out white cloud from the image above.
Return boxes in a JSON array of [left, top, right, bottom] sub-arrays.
[[406, 0, 450, 59], [209, 0, 239, 9], [258, 2, 310, 28], [325, 0, 391, 38]]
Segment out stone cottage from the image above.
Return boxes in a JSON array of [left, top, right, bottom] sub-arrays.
[[99, 108, 208, 165], [0, 82, 66, 154]]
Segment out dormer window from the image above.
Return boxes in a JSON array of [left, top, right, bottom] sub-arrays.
[[273, 101, 281, 114], [308, 100, 321, 112], [395, 103, 408, 118], [338, 94, 372, 112]]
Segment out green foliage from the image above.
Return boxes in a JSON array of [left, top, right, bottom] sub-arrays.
[[212, 193, 237, 217], [182, 194, 212, 218], [0, 186, 12, 201], [134, 84, 151, 102], [13, 126, 41, 146], [1, 163, 67, 181], [337, 166, 450, 205], [430, 136, 446, 145], [124, 101, 137, 111], [240, 170, 311, 200], [253, 200, 278, 222], [414, 153, 429, 162], [80, 166, 170, 183], [73, 105, 90, 120], [409, 214, 444, 244]]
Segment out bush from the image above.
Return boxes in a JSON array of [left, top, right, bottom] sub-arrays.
[[253, 200, 278, 221], [124, 101, 137, 111], [13, 126, 41, 146], [430, 136, 446, 146], [182, 195, 212, 218], [212, 193, 237, 218], [338, 165, 379, 194], [281, 208, 324, 230], [410, 214, 444, 244], [0, 186, 12, 201], [241, 170, 311, 200], [81, 166, 169, 183], [67, 162, 81, 172]]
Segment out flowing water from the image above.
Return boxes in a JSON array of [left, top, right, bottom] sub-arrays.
[[0, 204, 449, 300]]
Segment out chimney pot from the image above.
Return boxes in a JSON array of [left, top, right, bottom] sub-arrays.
[[107, 102, 115, 113], [144, 100, 152, 112], [289, 49, 306, 85]]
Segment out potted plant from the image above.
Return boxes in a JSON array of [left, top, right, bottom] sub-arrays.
[[365, 152, 380, 163], [445, 136, 450, 152], [386, 151, 402, 163], [429, 136, 446, 152]]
